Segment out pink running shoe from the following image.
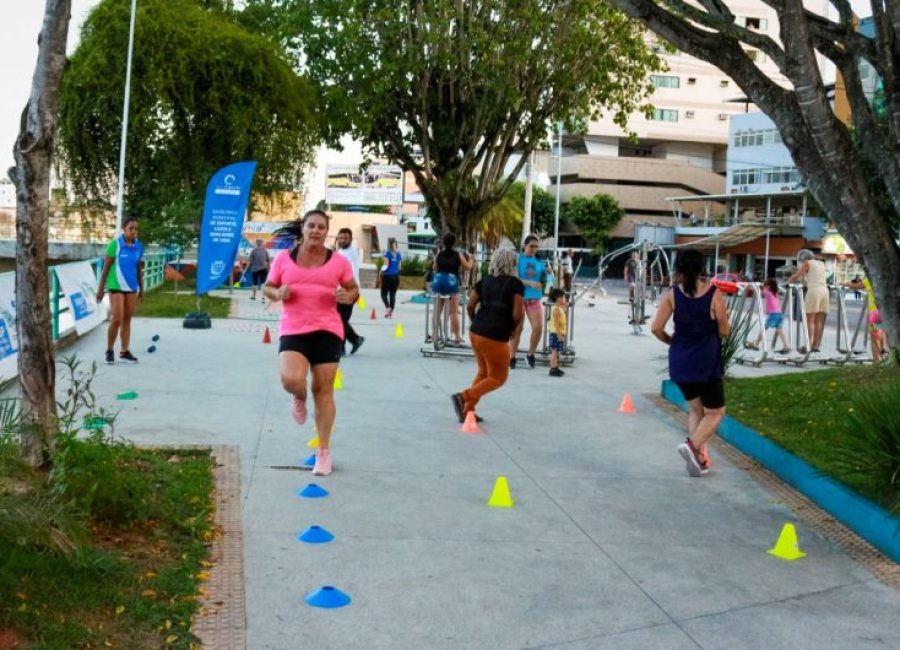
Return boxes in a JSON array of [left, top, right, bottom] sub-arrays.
[[312, 448, 332, 476], [385, 308, 393, 319], [291, 396, 308, 425]]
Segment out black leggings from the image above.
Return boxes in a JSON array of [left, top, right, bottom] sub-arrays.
[[381, 274, 399, 310]]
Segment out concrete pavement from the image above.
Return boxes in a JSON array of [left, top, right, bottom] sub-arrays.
[[56, 286, 900, 649]]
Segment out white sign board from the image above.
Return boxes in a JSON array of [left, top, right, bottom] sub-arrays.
[[325, 164, 403, 206], [55, 261, 106, 336], [0, 273, 18, 380]]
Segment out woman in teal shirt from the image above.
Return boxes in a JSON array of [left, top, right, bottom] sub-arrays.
[[380, 237, 402, 318]]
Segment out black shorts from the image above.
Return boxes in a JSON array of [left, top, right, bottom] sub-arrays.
[[676, 379, 725, 409], [279, 331, 343, 366], [251, 269, 268, 286]]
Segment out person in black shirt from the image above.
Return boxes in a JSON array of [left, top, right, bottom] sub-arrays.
[[450, 249, 524, 423], [432, 232, 474, 344]]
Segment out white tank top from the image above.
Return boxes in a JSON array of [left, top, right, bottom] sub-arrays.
[[805, 259, 827, 290]]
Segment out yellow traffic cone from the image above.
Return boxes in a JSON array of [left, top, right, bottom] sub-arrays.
[[487, 476, 514, 508], [357, 295, 367, 309], [395, 322, 404, 338], [334, 368, 344, 390], [306, 436, 319, 449], [767, 523, 806, 560]]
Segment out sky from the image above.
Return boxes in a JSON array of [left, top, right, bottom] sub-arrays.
[[1, 0, 97, 173]]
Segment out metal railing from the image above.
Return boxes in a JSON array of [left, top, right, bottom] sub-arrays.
[[47, 251, 175, 340]]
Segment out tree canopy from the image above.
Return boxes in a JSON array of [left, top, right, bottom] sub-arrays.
[[612, 0, 900, 355], [56, 0, 320, 244], [564, 194, 624, 253], [261, 0, 661, 240]]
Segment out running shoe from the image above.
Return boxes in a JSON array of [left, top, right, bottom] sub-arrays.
[[385, 308, 393, 318], [291, 396, 308, 425], [549, 368, 565, 377], [451, 393, 465, 423], [526, 354, 536, 368], [105, 349, 114, 365], [312, 448, 332, 476], [351, 337, 365, 355], [677, 439, 703, 477], [119, 350, 139, 363]]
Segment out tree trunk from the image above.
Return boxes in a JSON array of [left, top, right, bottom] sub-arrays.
[[8, 0, 72, 467]]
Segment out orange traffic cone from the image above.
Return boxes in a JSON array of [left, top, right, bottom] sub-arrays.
[[617, 393, 636, 413], [262, 326, 272, 344], [370, 308, 377, 320], [461, 411, 480, 433]]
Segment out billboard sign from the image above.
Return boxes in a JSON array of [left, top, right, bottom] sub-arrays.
[[325, 164, 403, 206]]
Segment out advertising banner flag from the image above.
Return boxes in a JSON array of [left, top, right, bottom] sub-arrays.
[[0, 273, 17, 380], [55, 261, 106, 336], [196, 161, 257, 295]]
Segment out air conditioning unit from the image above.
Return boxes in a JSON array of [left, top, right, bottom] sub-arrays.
[[718, 113, 728, 120], [685, 110, 695, 119]]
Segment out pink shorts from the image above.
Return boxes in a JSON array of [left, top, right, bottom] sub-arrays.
[[524, 299, 543, 313]]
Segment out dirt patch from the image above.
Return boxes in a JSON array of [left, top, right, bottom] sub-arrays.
[[0, 627, 27, 649]]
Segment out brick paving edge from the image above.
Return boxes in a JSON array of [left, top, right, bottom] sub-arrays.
[[191, 445, 246, 650]]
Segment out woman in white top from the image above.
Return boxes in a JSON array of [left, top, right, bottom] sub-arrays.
[[788, 249, 829, 352]]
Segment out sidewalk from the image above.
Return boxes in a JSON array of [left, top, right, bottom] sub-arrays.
[[63, 287, 900, 649]]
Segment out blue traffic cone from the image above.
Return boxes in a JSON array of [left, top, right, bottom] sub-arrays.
[[298, 525, 334, 544], [298, 483, 329, 499], [151, 334, 160, 342], [302, 453, 316, 467], [147, 345, 156, 353], [305, 586, 351, 609]]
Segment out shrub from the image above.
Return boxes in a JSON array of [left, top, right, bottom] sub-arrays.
[[400, 255, 428, 276], [830, 379, 900, 513]]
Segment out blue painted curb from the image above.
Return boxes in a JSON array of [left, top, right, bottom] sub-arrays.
[[661, 379, 900, 563]]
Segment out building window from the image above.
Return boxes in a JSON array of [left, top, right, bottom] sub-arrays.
[[745, 17, 766, 30], [687, 77, 697, 85], [731, 165, 800, 187], [649, 109, 678, 122], [720, 80, 729, 87], [650, 75, 680, 89], [733, 128, 784, 147]]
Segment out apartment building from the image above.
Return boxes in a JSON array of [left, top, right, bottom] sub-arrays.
[[553, 3, 804, 242]]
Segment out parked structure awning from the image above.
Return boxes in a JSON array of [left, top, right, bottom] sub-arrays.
[[675, 223, 777, 250]]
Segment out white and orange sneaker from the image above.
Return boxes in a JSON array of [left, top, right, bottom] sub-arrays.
[[312, 448, 332, 476], [291, 396, 308, 425]]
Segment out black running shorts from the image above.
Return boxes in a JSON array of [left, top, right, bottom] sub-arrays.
[[676, 379, 725, 409], [279, 331, 343, 366]]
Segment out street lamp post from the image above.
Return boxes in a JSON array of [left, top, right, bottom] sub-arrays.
[[115, 0, 137, 228], [553, 121, 562, 280]]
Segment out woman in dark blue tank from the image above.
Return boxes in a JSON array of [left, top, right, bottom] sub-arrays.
[[651, 249, 730, 477]]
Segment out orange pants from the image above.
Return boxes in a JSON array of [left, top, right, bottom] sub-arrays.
[[462, 332, 510, 413]]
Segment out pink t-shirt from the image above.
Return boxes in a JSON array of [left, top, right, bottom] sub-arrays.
[[764, 287, 781, 314], [267, 249, 353, 338]]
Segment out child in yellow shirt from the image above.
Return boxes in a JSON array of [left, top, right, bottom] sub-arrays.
[[548, 288, 567, 377]]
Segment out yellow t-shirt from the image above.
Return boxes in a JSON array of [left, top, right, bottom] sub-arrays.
[[863, 277, 878, 313], [550, 305, 567, 335]]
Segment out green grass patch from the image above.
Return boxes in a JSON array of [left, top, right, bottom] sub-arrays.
[[138, 278, 231, 318], [0, 445, 215, 649], [725, 364, 900, 508]]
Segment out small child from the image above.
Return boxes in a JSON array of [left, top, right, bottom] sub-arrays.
[[548, 287, 567, 377], [750, 278, 790, 353]]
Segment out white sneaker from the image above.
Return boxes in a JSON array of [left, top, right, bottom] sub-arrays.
[[312, 449, 332, 476]]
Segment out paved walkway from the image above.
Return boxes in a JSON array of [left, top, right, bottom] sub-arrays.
[[60, 287, 900, 649]]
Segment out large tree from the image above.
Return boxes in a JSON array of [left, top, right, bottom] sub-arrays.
[[611, 0, 900, 353], [267, 0, 661, 240], [564, 193, 625, 252], [8, 0, 72, 466], [56, 0, 319, 244]]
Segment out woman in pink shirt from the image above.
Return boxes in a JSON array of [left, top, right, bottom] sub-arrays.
[[264, 210, 359, 476]]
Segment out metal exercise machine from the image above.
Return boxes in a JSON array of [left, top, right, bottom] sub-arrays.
[[822, 285, 871, 365], [734, 283, 811, 366]]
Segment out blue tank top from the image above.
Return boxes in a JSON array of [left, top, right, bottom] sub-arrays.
[[668, 286, 723, 383]]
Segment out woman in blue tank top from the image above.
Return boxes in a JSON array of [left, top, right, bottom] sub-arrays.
[[651, 249, 730, 477]]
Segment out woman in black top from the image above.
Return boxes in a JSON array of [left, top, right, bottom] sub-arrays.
[[432, 232, 474, 344], [451, 249, 524, 423]]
